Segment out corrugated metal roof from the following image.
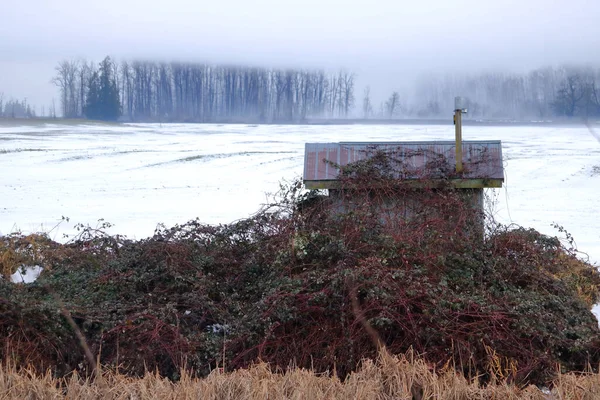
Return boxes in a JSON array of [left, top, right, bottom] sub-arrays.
[[304, 141, 504, 184]]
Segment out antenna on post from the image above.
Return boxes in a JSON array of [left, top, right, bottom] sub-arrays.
[[454, 97, 467, 173]]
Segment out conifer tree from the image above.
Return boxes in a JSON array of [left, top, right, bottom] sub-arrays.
[[84, 71, 100, 119], [84, 56, 121, 121]]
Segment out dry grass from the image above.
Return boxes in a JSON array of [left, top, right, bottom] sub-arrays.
[[2, 351, 598, 399]]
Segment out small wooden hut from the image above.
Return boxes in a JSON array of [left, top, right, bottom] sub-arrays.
[[302, 140, 504, 227]]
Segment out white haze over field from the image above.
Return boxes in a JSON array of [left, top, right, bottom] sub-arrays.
[[2, 0, 600, 112], [1, 121, 599, 319]]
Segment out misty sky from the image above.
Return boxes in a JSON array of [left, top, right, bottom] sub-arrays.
[[2, 0, 600, 112]]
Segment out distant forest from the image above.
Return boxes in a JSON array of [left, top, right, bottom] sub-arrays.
[[0, 96, 41, 119], [50, 57, 355, 122], [410, 67, 600, 120], [3, 57, 600, 122]]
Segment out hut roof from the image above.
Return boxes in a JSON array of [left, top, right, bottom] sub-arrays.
[[303, 140, 504, 189]]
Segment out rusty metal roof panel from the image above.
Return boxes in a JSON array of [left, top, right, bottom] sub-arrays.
[[304, 141, 504, 182]]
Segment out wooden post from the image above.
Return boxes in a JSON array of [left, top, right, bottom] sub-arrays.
[[454, 109, 463, 173]]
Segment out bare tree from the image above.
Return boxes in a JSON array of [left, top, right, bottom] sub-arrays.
[[553, 74, 584, 117], [120, 61, 134, 120], [340, 71, 355, 117], [52, 60, 80, 118], [77, 60, 93, 118], [577, 69, 600, 118], [362, 86, 373, 119], [50, 99, 57, 119], [385, 92, 400, 118]]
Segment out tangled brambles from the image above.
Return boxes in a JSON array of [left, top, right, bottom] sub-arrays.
[[0, 154, 599, 386]]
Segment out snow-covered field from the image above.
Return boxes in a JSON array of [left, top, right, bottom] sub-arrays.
[[1, 121, 599, 267]]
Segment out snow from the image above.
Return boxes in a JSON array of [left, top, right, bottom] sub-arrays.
[[10, 265, 43, 284], [1, 121, 599, 293]]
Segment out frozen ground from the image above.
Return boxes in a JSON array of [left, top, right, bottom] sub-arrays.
[[1, 121, 598, 263]]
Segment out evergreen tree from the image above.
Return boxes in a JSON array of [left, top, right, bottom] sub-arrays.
[[84, 72, 100, 119], [84, 57, 121, 121]]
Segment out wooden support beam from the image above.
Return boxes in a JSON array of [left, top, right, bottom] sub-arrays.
[[454, 109, 463, 173]]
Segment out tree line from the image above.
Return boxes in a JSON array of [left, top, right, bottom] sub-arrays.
[[0, 94, 42, 118], [48, 59, 600, 122], [407, 66, 600, 119], [52, 57, 355, 122]]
